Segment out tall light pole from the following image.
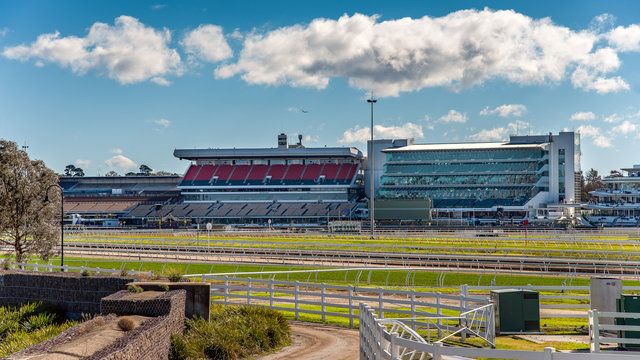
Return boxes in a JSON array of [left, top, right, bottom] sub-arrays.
[[43, 184, 64, 270], [367, 92, 377, 238]]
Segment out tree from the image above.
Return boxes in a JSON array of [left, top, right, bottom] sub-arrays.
[[63, 164, 84, 177], [608, 170, 624, 178], [0, 140, 59, 263], [583, 168, 605, 202], [139, 164, 153, 176], [105, 171, 119, 177]]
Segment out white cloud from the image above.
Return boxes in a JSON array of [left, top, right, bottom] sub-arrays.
[[181, 24, 233, 63], [0, 27, 8, 38], [468, 120, 530, 141], [2, 16, 181, 84], [612, 120, 637, 135], [338, 122, 423, 144], [151, 4, 166, 10], [105, 154, 138, 171], [154, 118, 171, 128], [304, 135, 319, 143], [480, 104, 526, 118], [111, 148, 123, 154], [570, 111, 596, 121], [215, 10, 632, 96], [604, 113, 622, 123], [74, 159, 91, 168], [150, 77, 171, 86], [577, 125, 612, 148], [606, 24, 640, 52], [438, 110, 467, 123]]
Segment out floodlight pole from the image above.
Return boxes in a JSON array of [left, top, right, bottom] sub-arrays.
[[367, 93, 377, 238], [44, 184, 64, 270]]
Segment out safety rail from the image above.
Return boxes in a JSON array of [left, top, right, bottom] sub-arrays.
[[203, 275, 489, 334], [360, 304, 640, 360], [5, 261, 154, 276], [589, 309, 640, 352]]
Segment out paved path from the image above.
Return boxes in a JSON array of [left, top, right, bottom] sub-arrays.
[[257, 321, 359, 360]]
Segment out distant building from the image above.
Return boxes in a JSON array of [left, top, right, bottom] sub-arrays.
[[367, 132, 581, 220], [584, 165, 640, 226]]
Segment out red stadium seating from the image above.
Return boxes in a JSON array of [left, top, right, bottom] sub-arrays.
[[283, 164, 305, 184], [246, 165, 269, 184], [301, 164, 322, 184], [213, 165, 233, 183], [319, 164, 339, 182], [228, 165, 251, 184], [179, 165, 201, 186], [266, 165, 287, 184], [192, 165, 217, 185]]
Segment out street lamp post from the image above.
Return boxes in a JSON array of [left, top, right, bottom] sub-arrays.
[[367, 93, 377, 238], [43, 184, 64, 270]]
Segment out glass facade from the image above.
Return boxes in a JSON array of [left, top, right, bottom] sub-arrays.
[[377, 147, 548, 208]]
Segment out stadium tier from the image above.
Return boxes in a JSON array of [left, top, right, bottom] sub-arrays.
[[173, 134, 364, 204]]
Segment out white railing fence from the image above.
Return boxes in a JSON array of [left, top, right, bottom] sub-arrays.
[[204, 275, 493, 344], [360, 304, 640, 360], [4, 261, 153, 276], [589, 309, 640, 352]]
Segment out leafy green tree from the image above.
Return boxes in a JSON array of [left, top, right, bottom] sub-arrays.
[[608, 170, 624, 178], [139, 164, 153, 176], [583, 168, 605, 202], [64, 164, 76, 176], [0, 140, 59, 263], [105, 170, 119, 177]]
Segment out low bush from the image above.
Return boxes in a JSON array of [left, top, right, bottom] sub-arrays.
[[165, 267, 184, 282], [159, 284, 170, 292], [81, 269, 91, 276], [169, 305, 290, 360], [117, 317, 135, 331], [127, 284, 143, 293]]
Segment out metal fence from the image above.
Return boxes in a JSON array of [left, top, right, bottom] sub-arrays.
[[360, 304, 640, 360]]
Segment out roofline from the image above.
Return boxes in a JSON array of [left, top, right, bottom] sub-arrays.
[[174, 147, 363, 160]]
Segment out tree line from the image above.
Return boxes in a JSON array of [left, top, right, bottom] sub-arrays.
[[63, 164, 177, 177]]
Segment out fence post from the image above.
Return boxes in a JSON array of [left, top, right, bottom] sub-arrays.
[[247, 277, 252, 305], [224, 276, 229, 306], [588, 309, 600, 353], [460, 284, 468, 342], [321, 283, 326, 323], [437, 292, 442, 338], [349, 285, 354, 327], [379, 289, 384, 319], [543, 347, 555, 360], [269, 279, 274, 309], [390, 332, 398, 359], [410, 290, 416, 330], [295, 281, 300, 320], [432, 342, 443, 360]]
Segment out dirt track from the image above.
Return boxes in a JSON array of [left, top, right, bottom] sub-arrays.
[[257, 321, 359, 360]]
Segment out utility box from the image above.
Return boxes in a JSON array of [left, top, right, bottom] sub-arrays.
[[590, 277, 622, 327], [491, 289, 540, 334], [616, 294, 640, 348]]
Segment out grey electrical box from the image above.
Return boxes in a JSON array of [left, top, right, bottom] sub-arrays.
[[590, 277, 622, 327], [491, 289, 540, 334]]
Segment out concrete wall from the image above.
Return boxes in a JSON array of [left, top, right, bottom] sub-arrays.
[[0, 272, 134, 316]]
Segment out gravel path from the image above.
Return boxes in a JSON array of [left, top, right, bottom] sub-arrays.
[[257, 321, 359, 360]]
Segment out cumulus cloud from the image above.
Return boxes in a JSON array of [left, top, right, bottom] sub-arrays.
[[154, 118, 171, 128], [612, 120, 637, 134], [577, 125, 612, 148], [570, 111, 596, 121], [338, 122, 423, 144], [215, 10, 632, 96], [2, 16, 181, 84], [480, 104, 526, 118], [604, 113, 622, 123], [606, 24, 640, 52], [74, 159, 91, 168], [111, 148, 123, 154], [105, 154, 138, 171], [468, 120, 530, 141], [438, 110, 467, 123], [0, 27, 8, 38], [181, 24, 233, 63]]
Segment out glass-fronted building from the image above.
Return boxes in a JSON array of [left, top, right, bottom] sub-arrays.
[[367, 132, 580, 219], [584, 165, 640, 226]]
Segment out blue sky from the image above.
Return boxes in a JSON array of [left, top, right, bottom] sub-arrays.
[[1, 0, 639, 176]]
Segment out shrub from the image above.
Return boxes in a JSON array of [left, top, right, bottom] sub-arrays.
[[171, 305, 290, 359], [166, 267, 183, 282], [1, 261, 10, 271], [158, 284, 170, 292], [127, 284, 143, 293], [120, 269, 129, 277], [81, 269, 91, 277], [117, 317, 135, 331], [169, 334, 188, 360]]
